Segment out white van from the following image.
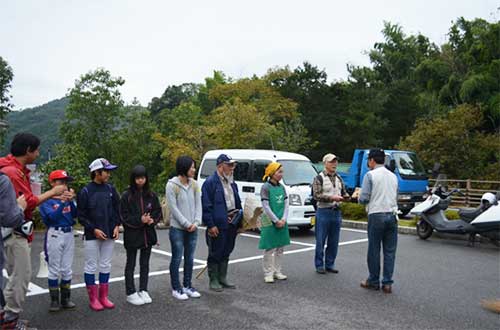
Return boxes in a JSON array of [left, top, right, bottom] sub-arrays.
[[198, 149, 317, 231]]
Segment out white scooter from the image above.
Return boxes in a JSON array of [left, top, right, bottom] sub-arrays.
[[410, 187, 500, 246]]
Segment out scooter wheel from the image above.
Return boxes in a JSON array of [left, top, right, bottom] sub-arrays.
[[416, 221, 433, 240]]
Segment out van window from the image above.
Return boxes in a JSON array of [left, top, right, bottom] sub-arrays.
[[251, 160, 271, 182], [233, 161, 250, 181], [200, 159, 251, 181], [200, 159, 217, 178], [279, 160, 317, 186]]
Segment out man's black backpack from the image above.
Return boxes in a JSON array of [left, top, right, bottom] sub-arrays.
[[310, 174, 323, 211]]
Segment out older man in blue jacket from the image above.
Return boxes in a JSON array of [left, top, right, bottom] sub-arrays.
[[202, 154, 242, 292]]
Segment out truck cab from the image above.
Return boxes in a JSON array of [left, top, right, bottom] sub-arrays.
[[338, 149, 428, 215]]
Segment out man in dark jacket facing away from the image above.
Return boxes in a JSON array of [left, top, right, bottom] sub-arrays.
[[202, 154, 242, 292]]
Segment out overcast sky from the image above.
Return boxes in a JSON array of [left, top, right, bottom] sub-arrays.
[[1, 0, 498, 110]]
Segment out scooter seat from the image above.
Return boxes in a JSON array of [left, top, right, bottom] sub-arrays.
[[458, 207, 482, 222]]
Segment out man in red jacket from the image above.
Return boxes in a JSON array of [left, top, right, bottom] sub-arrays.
[[0, 133, 65, 330]]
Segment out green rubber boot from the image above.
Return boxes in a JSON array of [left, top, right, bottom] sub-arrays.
[[208, 262, 223, 292], [219, 259, 236, 289]]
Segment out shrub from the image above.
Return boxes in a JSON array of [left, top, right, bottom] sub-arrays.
[[340, 202, 367, 220]]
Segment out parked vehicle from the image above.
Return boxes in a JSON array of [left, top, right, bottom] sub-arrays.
[[198, 149, 317, 231], [410, 186, 500, 246], [337, 149, 429, 215]]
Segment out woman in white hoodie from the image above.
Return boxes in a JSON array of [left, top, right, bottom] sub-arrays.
[[166, 156, 202, 300]]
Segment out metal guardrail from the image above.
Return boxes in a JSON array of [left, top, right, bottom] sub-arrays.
[[429, 178, 500, 207]]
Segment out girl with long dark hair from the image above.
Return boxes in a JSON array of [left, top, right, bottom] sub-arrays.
[[119, 165, 162, 305]]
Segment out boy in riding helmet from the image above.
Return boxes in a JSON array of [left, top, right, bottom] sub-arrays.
[[39, 170, 77, 312]]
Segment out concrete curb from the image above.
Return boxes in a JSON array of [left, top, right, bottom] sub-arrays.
[[342, 219, 495, 244], [342, 219, 416, 235]]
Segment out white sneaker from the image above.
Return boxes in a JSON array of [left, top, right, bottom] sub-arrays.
[[126, 292, 145, 305], [183, 287, 201, 298], [274, 272, 288, 280], [138, 290, 152, 304], [172, 289, 189, 301], [264, 275, 274, 283]]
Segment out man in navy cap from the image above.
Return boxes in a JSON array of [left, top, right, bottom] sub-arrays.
[[202, 154, 242, 292]]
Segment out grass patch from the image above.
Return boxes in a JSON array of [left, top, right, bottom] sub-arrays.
[[340, 202, 435, 227]]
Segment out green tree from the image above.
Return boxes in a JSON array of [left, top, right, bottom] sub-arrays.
[[154, 102, 208, 181], [148, 83, 200, 117], [0, 56, 14, 144], [110, 101, 163, 192], [40, 143, 90, 192], [267, 62, 336, 160], [366, 22, 439, 146], [209, 76, 312, 152], [61, 68, 125, 160], [398, 105, 500, 180], [207, 99, 275, 149]]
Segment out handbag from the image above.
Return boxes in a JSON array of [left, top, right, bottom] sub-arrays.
[[227, 209, 243, 227]]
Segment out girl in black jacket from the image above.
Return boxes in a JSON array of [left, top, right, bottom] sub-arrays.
[[120, 165, 162, 305]]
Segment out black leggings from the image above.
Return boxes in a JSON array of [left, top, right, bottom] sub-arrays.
[[124, 247, 152, 295]]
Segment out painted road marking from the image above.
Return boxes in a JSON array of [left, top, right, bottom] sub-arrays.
[[24, 231, 368, 297]]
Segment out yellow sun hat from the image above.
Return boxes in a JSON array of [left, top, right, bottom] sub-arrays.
[[262, 162, 282, 181]]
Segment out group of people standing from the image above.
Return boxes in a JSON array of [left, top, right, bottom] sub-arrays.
[[0, 132, 400, 330]]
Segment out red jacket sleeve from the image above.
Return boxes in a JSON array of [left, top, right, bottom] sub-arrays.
[[0, 166, 39, 218]]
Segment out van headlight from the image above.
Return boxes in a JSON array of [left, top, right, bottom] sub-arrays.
[[398, 194, 412, 201], [289, 194, 302, 206]]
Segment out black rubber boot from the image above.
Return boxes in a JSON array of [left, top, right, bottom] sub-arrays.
[[49, 288, 60, 312], [60, 284, 76, 309]]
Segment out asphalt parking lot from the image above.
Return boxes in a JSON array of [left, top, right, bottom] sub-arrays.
[[10, 226, 500, 330]]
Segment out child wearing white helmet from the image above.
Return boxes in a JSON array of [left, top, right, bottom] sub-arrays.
[[77, 158, 120, 311]]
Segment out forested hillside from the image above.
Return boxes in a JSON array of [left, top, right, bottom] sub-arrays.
[[1, 98, 68, 162]]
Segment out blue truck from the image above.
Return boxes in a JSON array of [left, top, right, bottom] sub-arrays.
[[337, 149, 429, 215]]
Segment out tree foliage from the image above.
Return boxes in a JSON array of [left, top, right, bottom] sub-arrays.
[[0, 56, 14, 145], [59, 69, 162, 192], [399, 105, 500, 180]]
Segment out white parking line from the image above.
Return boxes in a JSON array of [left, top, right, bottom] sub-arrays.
[[75, 230, 206, 264], [26, 264, 208, 297], [341, 227, 368, 234], [3, 269, 47, 296], [25, 231, 368, 297]]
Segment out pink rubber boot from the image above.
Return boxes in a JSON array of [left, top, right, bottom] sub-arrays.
[[98, 283, 115, 309], [86, 285, 104, 311]]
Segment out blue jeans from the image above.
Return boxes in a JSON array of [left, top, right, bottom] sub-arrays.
[[169, 227, 198, 291], [367, 213, 398, 286], [314, 208, 341, 270]]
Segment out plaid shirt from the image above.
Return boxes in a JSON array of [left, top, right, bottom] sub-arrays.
[[312, 171, 346, 203]]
